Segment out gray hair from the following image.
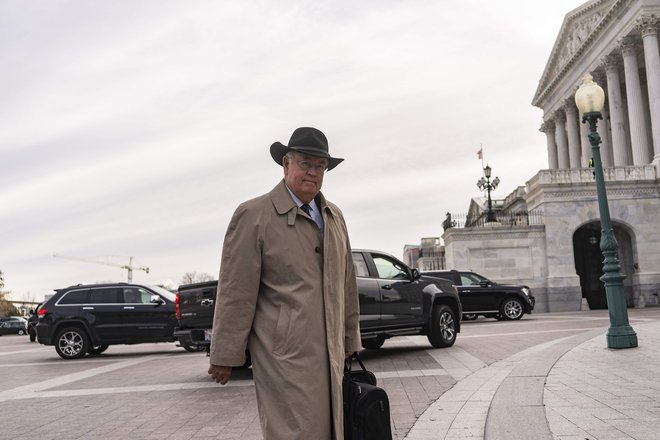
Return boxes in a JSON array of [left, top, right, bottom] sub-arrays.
[[284, 152, 297, 165]]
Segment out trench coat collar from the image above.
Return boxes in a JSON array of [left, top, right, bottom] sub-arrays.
[[271, 180, 339, 225]]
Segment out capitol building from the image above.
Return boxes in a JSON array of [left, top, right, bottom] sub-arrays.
[[437, 0, 660, 313]]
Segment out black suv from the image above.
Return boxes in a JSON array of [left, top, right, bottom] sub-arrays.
[[422, 270, 535, 321], [36, 283, 185, 359]]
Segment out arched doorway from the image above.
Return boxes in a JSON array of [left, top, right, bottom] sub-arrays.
[[573, 222, 635, 309]]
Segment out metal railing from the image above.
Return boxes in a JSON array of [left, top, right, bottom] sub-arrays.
[[442, 210, 543, 230]]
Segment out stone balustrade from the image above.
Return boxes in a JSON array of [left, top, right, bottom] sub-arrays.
[[528, 164, 658, 188]]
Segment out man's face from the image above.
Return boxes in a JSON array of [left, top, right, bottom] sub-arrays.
[[283, 152, 328, 203]]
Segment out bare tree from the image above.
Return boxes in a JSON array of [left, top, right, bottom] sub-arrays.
[[0, 270, 20, 316], [180, 272, 215, 285]]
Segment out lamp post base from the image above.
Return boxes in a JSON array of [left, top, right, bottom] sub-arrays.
[[606, 326, 638, 349]]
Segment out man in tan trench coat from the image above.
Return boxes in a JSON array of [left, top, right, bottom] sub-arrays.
[[208, 127, 362, 440]]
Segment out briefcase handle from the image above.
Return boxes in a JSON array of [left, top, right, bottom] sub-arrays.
[[344, 352, 368, 374]]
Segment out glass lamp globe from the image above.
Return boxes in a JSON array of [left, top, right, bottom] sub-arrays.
[[575, 73, 605, 113]]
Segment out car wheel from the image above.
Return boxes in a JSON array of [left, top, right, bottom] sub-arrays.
[[55, 327, 89, 360], [361, 336, 385, 350], [500, 298, 524, 320], [88, 344, 109, 355], [18, 329, 25, 335], [427, 304, 457, 348], [462, 313, 478, 321], [181, 342, 206, 352]]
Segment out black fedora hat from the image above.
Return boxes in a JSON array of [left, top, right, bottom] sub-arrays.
[[270, 127, 344, 171]]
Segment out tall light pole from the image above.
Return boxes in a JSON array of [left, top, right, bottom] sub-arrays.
[[477, 165, 500, 223], [575, 73, 637, 349]]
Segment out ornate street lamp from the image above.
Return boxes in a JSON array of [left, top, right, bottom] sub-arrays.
[[477, 164, 500, 223], [575, 73, 637, 349]]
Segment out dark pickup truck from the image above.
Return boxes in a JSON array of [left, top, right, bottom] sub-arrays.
[[174, 249, 462, 354], [422, 270, 535, 321]]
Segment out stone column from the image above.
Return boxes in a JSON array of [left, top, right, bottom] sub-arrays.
[[554, 111, 570, 169], [620, 36, 652, 165], [579, 112, 590, 167], [603, 54, 631, 166], [540, 120, 558, 169], [637, 16, 660, 162], [564, 100, 582, 168]]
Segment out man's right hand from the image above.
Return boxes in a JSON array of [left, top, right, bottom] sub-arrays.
[[208, 364, 233, 385]]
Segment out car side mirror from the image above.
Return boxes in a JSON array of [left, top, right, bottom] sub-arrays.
[[150, 295, 165, 305], [479, 281, 490, 288], [411, 268, 421, 281]]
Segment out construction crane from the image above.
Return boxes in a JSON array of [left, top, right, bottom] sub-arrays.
[[53, 254, 150, 283]]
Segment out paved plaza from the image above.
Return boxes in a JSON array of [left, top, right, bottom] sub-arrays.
[[1, 308, 659, 440]]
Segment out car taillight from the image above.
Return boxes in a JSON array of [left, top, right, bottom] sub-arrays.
[[38, 308, 48, 317], [175, 293, 181, 320]]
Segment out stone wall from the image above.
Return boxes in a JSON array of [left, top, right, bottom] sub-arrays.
[[442, 225, 554, 312]]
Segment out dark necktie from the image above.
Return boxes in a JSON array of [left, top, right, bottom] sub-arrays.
[[300, 203, 312, 216]]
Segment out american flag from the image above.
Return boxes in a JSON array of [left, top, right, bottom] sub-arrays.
[[477, 147, 483, 160]]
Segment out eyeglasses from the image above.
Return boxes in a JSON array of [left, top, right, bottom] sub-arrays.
[[295, 159, 328, 173]]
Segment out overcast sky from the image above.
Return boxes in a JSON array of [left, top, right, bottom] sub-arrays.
[[1, 0, 587, 301]]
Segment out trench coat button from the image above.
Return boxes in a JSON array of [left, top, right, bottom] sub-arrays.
[[315, 246, 321, 253]]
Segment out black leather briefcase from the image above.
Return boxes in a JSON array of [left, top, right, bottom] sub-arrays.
[[343, 353, 393, 440]]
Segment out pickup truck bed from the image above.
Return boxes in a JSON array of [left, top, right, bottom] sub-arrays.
[[174, 280, 217, 350]]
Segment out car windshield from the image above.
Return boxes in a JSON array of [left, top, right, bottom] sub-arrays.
[[461, 273, 490, 285], [148, 285, 176, 302]]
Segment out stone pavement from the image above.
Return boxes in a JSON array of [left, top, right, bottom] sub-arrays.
[[405, 317, 660, 440], [0, 310, 659, 440]]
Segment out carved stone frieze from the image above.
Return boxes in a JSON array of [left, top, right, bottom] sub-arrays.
[[563, 98, 578, 114], [618, 35, 640, 56], [554, 10, 606, 78], [529, 165, 657, 187], [592, 69, 607, 85], [533, 0, 625, 106], [540, 120, 555, 133], [635, 14, 659, 36], [545, 187, 657, 200], [448, 231, 547, 242], [602, 52, 621, 70]]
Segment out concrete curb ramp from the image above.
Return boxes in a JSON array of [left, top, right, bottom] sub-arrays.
[[405, 328, 604, 439], [406, 320, 660, 440]]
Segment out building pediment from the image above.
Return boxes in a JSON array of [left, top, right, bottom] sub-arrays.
[[532, 0, 620, 107]]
